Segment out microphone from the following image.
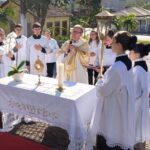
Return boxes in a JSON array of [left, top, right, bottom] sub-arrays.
[[64, 40, 72, 58]]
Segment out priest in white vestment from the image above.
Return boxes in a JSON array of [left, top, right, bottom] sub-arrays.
[[60, 25, 89, 84]]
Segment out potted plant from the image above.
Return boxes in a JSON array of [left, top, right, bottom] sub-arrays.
[[8, 61, 26, 82]]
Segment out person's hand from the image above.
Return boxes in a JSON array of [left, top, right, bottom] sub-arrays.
[[15, 43, 22, 49], [6, 51, 14, 58], [90, 52, 96, 57], [34, 44, 42, 51], [94, 67, 104, 73], [0, 55, 2, 60], [26, 66, 30, 73]]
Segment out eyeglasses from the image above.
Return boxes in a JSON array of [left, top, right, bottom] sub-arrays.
[[90, 34, 96, 36], [72, 31, 81, 34]]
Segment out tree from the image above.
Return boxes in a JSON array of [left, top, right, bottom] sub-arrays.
[[26, 0, 51, 30], [0, 7, 15, 31], [113, 13, 138, 32], [126, 0, 150, 10]]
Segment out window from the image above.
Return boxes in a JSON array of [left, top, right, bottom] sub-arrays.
[[55, 22, 60, 36], [62, 21, 67, 36], [47, 22, 53, 28]]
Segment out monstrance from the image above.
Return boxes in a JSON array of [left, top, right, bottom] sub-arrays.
[[34, 56, 44, 85]]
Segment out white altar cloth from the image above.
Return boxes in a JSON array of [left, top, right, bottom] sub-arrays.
[[0, 74, 97, 149]]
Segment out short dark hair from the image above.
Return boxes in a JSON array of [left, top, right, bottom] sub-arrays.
[[107, 29, 115, 38], [32, 22, 41, 28], [14, 24, 22, 28], [113, 31, 137, 51]]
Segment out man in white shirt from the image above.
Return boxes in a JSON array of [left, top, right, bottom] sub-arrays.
[[13, 24, 27, 66], [26, 22, 49, 76], [44, 29, 59, 78]]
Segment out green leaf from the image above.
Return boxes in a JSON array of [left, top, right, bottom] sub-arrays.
[[7, 70, 16, 76], [17, 61, 25, 70]]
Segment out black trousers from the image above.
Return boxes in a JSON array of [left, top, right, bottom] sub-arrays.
[[46, 62, 56, 78], [87, 68, 98, 85], [96, 135, 131, 150]]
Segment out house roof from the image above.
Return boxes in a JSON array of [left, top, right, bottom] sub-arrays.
[[113, 7, 150, 17], [47, 5, 72, 17], [0, 0, 8, 8], [96, 10, 114, 18]]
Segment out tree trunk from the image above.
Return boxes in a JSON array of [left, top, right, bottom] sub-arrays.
[[20, 0, 27, 36]]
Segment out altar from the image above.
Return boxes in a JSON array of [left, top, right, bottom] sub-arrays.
[[0, 74, 97, 149]]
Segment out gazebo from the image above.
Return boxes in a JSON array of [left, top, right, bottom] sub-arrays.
[[95, 10, 114, 31]]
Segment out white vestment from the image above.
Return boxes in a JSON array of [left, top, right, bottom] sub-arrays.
[[26, 36, 49, 76], [61, 38, 89, 84], [0, 45, 15, 77], [15, 35, 27, 65], [133, 60, 150, 143], [90, 55, 135, 149]]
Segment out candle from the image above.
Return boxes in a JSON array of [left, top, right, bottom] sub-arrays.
[[57, 63, 64, 87]]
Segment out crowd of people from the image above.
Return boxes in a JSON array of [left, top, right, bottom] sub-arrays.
[[0, 22, 150, 150]]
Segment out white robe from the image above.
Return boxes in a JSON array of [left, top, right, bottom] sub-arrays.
[[61, 38, 89, 84], [90, 57, 135, 149], [15, 35, 27, 65], [94, 46, 116, 67], [133, 61, 150, 143], [0, 45, 15, 77], [26, 36, 49, 76]]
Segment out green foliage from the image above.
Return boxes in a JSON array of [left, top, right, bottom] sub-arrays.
[[0, 7, 15, 30], [113, 13, 138, 32], [7, 61, 26, 76]]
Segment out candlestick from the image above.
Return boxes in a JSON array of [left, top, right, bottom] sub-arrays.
[[57, 63, 64, 91]]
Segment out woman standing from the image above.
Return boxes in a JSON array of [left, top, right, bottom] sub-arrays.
[[88, 31, 101, 85], [91, 31, 136, 150], [129, 43, 150, 150]]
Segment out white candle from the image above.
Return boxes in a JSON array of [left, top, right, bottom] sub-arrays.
[[57, 63, 64, 87]]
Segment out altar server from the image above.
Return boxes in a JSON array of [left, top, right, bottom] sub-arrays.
[[0, 28, 15, 77], [129, 43, 150, 150], [13, 24, 27, 66], [26, 22, 49, 76], [94, 29, 116, 76], [91, 31, 136, 150]]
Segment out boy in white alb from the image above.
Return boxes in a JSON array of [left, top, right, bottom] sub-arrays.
[[26, 22, 49, 76], [13, 24, 27, 66], [94, 29, 116, 76]]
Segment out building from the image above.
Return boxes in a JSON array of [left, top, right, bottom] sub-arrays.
[[45, 5, 71, 37], [101, 0, 136, 12], [113, 7, 150, 33], [0, 1, 71, 37]]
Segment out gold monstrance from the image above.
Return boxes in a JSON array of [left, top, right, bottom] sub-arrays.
[[34, 56, 44, 85]]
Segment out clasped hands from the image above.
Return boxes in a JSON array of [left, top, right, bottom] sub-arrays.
[[6, 51, 14, 59], [34, 44, 42, 51]]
